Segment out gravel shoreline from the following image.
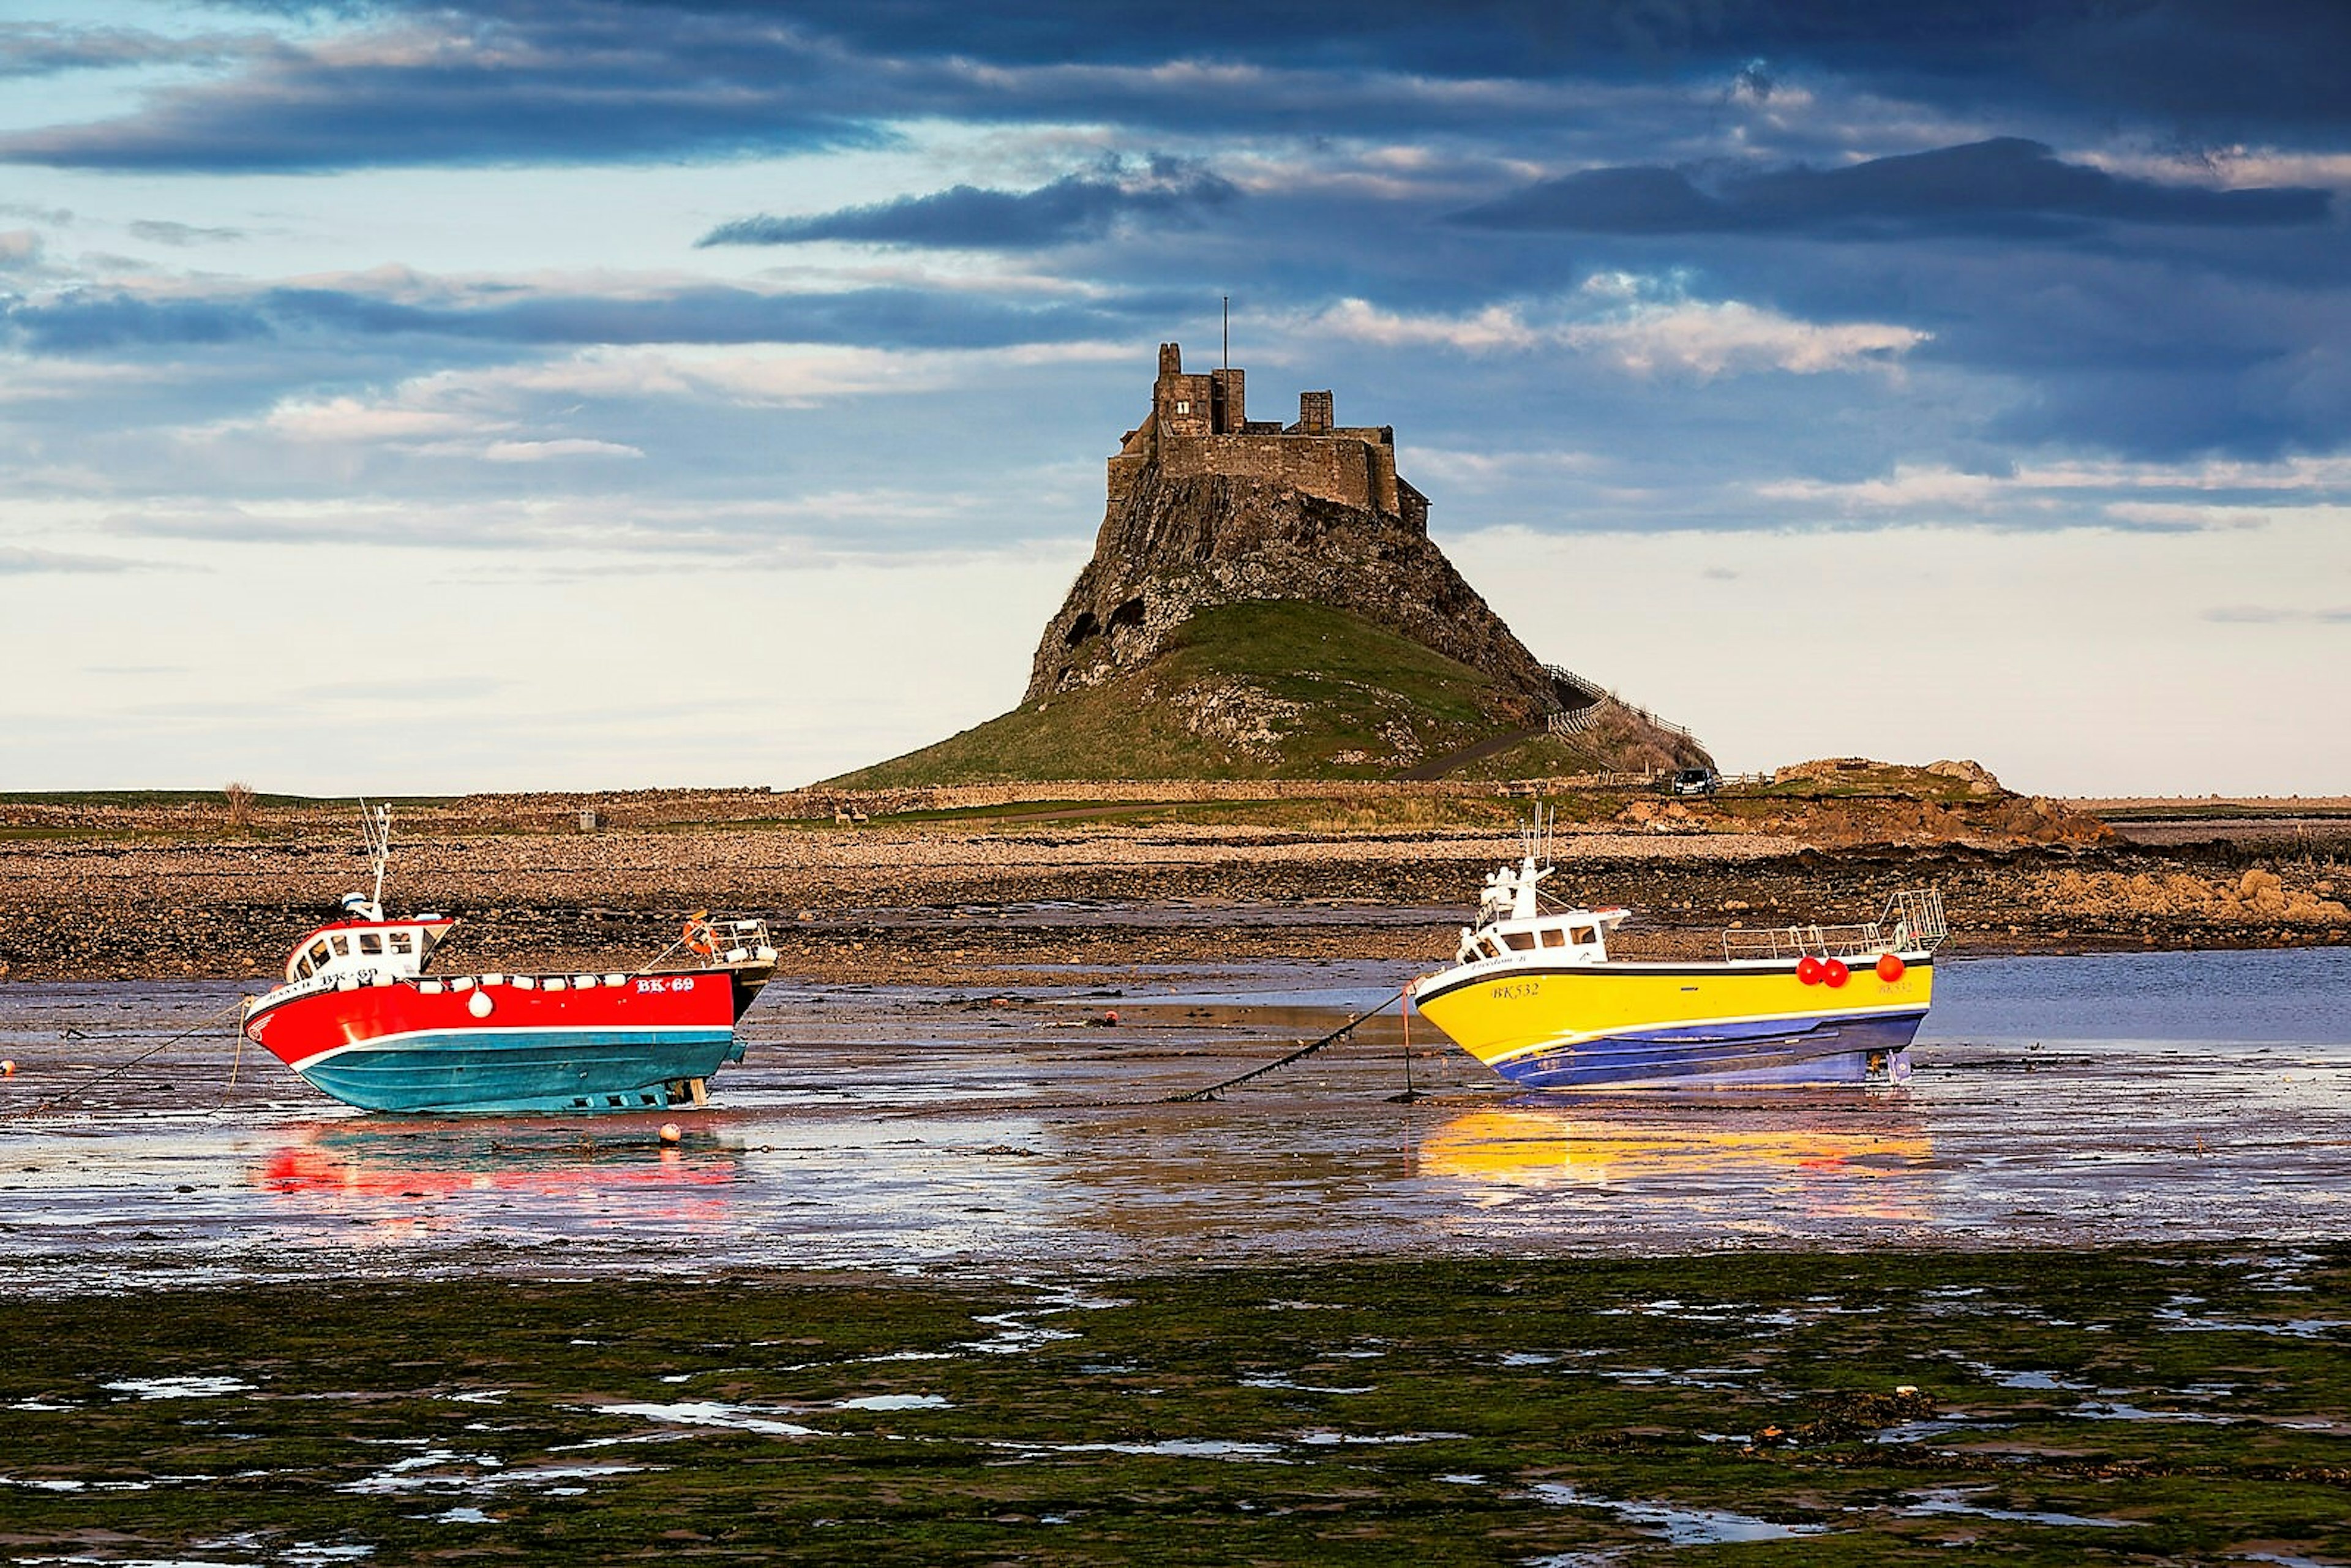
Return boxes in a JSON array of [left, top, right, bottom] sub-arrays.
[[4, 817, 2344, 982]]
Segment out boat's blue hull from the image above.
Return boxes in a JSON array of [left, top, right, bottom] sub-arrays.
[[1487, 1011, 1927, 1090], [297, 1027, 744, 1115]]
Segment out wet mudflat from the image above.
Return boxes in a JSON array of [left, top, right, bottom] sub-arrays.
[[2, 945, 2347, 1562], [1, 948, 2348, 1283]]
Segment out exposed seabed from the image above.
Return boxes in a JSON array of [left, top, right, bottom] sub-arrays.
[[2, 948, 2346, 1563]]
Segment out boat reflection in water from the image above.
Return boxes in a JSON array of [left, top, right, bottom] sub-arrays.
[[252, 1122, 746, 1241], [1414, 1105, 1937, 1225]]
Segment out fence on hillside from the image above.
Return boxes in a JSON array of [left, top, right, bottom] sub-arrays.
[[1541, 666, 1698, 744]]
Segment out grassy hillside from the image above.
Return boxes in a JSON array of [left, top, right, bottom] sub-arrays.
[[831, 601, 1539, 787]]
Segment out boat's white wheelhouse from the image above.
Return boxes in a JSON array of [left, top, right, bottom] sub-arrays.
[[1455, 908, 1625, 969], [283, 917, 455, 986], [1452, 852, 1632, 968]]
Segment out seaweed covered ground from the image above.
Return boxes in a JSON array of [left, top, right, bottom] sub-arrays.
[[4, 1249, 2345, 1564]]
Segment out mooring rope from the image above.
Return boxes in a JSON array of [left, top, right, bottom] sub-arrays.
[[3, 997, 249, 1122], [1157, 986, 1408, 1103]]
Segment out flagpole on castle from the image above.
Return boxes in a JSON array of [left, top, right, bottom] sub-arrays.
[[1223, 295, 1229, 370]]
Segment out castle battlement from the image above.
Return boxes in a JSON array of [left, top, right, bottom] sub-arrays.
[[1106, 342, 1416, 520]]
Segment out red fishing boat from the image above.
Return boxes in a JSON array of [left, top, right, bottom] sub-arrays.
[[239, 805, 777, 1115]]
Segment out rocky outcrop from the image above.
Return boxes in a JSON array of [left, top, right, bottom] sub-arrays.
[[1027, 468, 1559, 719], [2031, 866, 2349, 926], [1025, 343, 1586, 729]]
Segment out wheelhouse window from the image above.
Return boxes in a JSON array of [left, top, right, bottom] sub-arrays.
[[307, 940, 332, 970], [389, 931, 415, 957], [293, 956, 315, 980], [1570, 926, 1596, 946], [330, 934, 352, 958], [358, 932, 383, 955], [1501, 931, 1537, 952], [1539, 928, 1567, 948]]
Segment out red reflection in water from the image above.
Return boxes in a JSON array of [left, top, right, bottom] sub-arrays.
[[252, 1127, 742, 1224]]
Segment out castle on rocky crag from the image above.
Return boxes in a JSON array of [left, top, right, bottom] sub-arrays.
[[833, 339, 1714, 785], [1105, 343, 1418, 522], [1030, 342, 1561, 711]]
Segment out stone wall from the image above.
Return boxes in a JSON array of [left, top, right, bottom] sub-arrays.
[[1156, 432, 1400, 517]]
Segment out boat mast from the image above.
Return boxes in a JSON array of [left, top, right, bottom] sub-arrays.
[[358, 798, 392, 912]]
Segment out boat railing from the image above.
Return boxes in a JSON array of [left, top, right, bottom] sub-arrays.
[[1719, 888, 1947, 961], [703, 918, 774, 964], [1720, 921, 1890, 961], [1880, 887, 1949, 952]]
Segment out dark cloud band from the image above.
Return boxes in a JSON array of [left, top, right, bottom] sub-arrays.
[[1457, 139, 2331, 236], [699, 162, 1237, 250], [1, 282, 1158, 353], [9, 1, 2347, 173]]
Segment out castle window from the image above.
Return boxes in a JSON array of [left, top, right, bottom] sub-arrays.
[[1174, 400, 1191, 413]]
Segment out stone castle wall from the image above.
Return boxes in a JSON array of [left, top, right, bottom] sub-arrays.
[[1156, 431, 1402, 517]]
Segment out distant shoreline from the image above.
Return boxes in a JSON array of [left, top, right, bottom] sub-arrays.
[[2, 784, 2343, 983]]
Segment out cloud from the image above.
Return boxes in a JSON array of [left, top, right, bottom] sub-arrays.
[[1564, 292, 1928, 378], [1753, 463, 2351, 531], [1, 2, 2346, 175], [90, 489, 1019, 563], [0, 22, 256, 79], [2, 278, 1155, 355], [1314, 284, 1929, 378], [127, 220, 248, 247], [479, 437, 642, 461], [298, 675, 517, 702], [0, 544, 154, 574], [5, 291, 272, 351], [259, 397, 479, 445], [0, 12, 882, 172], [1457, 138, 2333, 236], [700, 159, 1237, 250], [2205, 605, 2351, 624], [0, 229, 42, 269]]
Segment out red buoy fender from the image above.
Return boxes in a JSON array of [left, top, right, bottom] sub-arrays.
[[1877, 953, 1906, 983], [1823, 958, 1851, 988], [1796, 956, 1825, 986]]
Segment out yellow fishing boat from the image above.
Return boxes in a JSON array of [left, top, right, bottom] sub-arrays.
[[1410, 819, 1946, 1089]]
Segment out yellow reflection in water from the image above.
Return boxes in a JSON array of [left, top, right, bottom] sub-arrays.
[[1416, 1106, 1935, 1222]]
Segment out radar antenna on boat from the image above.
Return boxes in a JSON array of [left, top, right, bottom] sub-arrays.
[[1518, 802, 1559, 869]]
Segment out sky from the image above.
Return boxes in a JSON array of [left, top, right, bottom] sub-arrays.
[[2, 0, 2346, 798]]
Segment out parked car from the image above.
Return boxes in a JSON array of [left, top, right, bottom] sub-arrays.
[[1660, 767, 1719, 797]]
